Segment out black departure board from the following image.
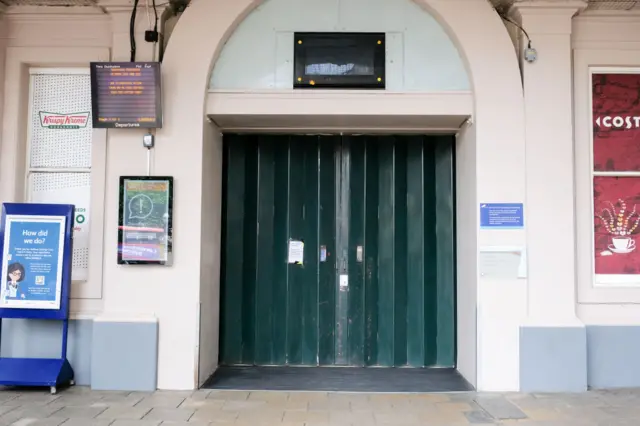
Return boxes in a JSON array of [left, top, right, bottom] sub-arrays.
[[90, 62, 163, 129]]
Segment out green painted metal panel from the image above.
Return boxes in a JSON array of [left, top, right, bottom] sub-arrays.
[[376, 137, 395, 367], [423, 141, 439, 367], [254, 135, 277, 365], [219, 134, 455, 368], [406, 136, 426, 366], [219, 136, 246, 365], [271, 137, 290, 365], [363, 138, 380, 367], [318, 137, 338, 365], [287, 139, 305, 365], [346, 136, 366, 367], [300, 137, 320, 365], [394, 139, 409, 367], [435, 137, 456, 367]]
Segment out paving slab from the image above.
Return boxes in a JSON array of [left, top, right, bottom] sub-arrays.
[[142, 407, 195, 421], [134, 395, 186, 409], [474, 395, 527, 420], [60, 420, 114, 426], [109, 421, 162, 426], [9, 419, 66, 426], [95, 406, 151, 420]]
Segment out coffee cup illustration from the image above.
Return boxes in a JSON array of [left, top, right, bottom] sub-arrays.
[[612, 237, 635, 251], [597, 199, 640, 254]]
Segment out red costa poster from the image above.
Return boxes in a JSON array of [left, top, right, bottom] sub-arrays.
[[592, 73, 640, 276]]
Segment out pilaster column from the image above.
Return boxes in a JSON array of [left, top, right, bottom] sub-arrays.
[[511, 0, 588, 392], [92, 0, 185, 392]]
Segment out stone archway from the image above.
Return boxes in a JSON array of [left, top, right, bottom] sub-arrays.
[[154, 0, 526, 390]]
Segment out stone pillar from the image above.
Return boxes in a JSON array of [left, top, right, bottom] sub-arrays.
[[512, 0, 588, 392], [91, 1, 196, 391]]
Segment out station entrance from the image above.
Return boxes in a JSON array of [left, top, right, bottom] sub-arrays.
[[219, 134, 456, 374]]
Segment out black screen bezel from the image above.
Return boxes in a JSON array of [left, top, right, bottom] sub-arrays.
[[90, 62, 163, 129], [117, 176, 173, 266]]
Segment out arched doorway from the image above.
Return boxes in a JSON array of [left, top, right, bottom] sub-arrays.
[[156, 0, 526, 391]]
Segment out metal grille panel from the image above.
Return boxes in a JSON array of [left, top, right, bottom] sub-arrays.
[[30, 73, 92, 169], [28, 71, 93, 282], [29, 172, 91, 277]]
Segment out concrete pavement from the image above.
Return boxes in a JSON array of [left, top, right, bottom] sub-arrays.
[[1, 386, 640, 425]]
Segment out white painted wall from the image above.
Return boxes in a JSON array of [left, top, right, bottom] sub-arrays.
[[198, 121, 223, 386], [514, 2, 585, 328], [455, 121, 477, 387], [573, 11, 640, 324], [210, 0, 469, 91]]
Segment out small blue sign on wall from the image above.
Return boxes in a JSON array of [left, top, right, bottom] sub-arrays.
[[480, 203, 524, 229]]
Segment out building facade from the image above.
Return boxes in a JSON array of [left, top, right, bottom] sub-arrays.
[[0, 0, 639, 393]]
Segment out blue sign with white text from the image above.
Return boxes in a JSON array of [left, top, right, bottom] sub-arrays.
[[1, 218, 65, 309], [480, 203, 524, 229]]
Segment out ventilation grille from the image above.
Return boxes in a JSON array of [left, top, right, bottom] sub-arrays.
[[28, 71, 93, 282], [30, 73, 92, 169]]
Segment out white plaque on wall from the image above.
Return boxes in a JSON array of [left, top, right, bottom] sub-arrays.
[[479, 246, 527, 280]]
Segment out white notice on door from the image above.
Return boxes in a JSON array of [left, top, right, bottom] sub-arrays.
[[288, 240, 304, 264], [339, 274, 349, 288]]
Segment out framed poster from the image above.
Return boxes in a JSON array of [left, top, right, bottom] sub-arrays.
[[591, 70, 640, 286], [90, 62, 163, 129], [118, 176, 173, 265]]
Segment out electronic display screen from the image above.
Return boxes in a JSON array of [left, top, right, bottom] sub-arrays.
[[304, 43, 376, 76], [90, 62, 162, 129], [117, 176, 173, 266], [294, 32, 385, 89]]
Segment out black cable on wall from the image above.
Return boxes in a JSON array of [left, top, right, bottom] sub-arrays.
[[130, 0, 141, 62]]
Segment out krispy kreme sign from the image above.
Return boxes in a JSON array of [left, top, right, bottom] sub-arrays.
[[39, 112, 90, 129]]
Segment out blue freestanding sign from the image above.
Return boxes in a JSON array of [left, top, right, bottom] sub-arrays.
[[480, 203, 524, 229], [0, 203, 75, 394]]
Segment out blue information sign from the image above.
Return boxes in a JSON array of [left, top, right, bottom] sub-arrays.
[[1, 217, 65, 310], [0, 203, 75, 394], [480, 203, 524, 229]]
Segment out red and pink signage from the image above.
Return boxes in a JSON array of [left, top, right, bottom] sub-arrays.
[[592, 73, 640, 276]]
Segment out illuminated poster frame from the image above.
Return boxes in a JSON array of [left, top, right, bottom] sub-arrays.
[[590, 69, 640, 287]]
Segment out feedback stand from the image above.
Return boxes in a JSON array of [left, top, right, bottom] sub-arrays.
[[0, 203, 75, 394]]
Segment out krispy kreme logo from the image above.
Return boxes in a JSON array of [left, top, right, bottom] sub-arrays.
[[595, 116, 640, 130], [39, 112, 90, 129]]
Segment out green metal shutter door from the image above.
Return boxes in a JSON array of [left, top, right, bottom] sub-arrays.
[[220, 134, 455, 368]]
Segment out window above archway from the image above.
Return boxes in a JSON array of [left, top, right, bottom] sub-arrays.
[[209, 0, 470, 92]]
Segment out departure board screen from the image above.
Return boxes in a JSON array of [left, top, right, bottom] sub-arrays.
[[90, 62, 162, 129]]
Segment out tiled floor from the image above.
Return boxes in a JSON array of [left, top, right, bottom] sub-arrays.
[[1, 386, 640, 425]]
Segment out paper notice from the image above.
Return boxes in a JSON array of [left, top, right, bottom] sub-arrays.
[[339, 274, 349, 288], [288, 240, 304, 264]]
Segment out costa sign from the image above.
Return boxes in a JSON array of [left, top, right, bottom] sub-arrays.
[[595, 115, 640, 130]]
